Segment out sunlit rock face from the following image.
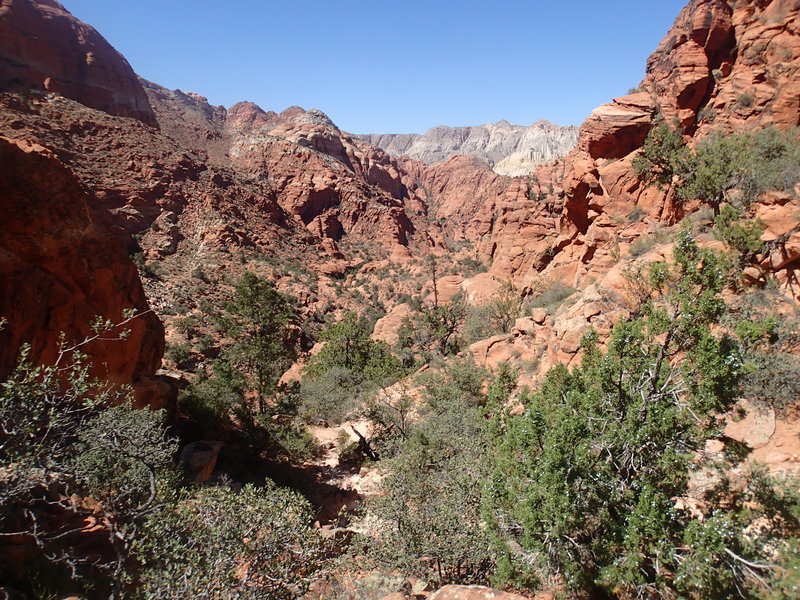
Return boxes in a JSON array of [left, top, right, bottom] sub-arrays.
[[0, 0, 157, 126], [360, 119, 579, 176]]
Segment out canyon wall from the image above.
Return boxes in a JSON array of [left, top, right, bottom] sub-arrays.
[[361, 119, 579, 176]]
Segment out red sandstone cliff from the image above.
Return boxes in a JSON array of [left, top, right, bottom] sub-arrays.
[[446, 0, 800, 291], [0, 136, 165, 405], [0, 0, 797, 397], [0, 0, 157, 126]]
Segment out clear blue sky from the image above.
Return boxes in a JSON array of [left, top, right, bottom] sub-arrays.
[[61, 1, 689, 133]]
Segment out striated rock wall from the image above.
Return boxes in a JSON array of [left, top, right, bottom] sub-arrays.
[[0, 0, 157, 126], [361, 119, 579, 176]]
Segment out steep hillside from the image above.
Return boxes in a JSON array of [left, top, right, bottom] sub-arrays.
[[361, 119, 579, 176]]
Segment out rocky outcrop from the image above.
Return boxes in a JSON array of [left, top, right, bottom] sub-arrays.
[[0, 136, 164, 404], [479, 0, 800, 290], [225, 100, 278, 136], [361, 120, 579, 176], [0, 0, 156, 126], [229, 108, 425, 251]]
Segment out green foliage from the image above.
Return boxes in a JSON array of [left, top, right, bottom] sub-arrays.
[[457, 255, 488, 276], [728, 290, 800, 417], [300, 366, 364, 424], [72, 403, 178, 514], [183, 272, 312, 458], [131, 253, 163, 280], [628, 235, 656, 257], [714, 205, 765, 268], [735, 92, 755, 109], [741, 351, 800, 416], [220, 271, 298, 409], [397, 292, 469, 362], [363, 358, 499, 586], [305, 312, 400, 382], [1, 322, 325, 599], [173, 316, 198, 335], [528, 281, 577, 311], [635, 123, 800, 214], [679, 130, 753, 211], [191, 265, 209, 283], [484, 233, 798, 598], [165, 341, 193, 368], [0, 326, 179, 597], [135, 482, 325, 600], [300, 312, 405, 425], [632, 119, 689, 191], [463, 282, 525, 343]]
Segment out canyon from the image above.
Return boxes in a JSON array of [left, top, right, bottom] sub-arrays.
[[0, 0, 799, 598]]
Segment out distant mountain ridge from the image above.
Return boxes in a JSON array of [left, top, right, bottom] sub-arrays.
[[359, 119, 579, 176]]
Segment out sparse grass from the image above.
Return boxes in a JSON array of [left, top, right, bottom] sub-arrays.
[[530, 282, 577, 311], [628, 236, 656, 257], [698, 106, 716, 122], [626, 205, 646, 223], [734, 92, 754, 110]]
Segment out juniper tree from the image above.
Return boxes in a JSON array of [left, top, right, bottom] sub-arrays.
[[484, 232, 800, 598]]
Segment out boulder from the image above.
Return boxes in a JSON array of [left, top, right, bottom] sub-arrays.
[[179, 441, 224, 482], [428, 585, 551, 600]]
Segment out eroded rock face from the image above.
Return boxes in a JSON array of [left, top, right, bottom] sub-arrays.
[[361, 119, 579, 176], [229, 111, 423, 251], [0, 0, 157, 126], [476, 0, 800, 290], [0, 136, 164, 404]]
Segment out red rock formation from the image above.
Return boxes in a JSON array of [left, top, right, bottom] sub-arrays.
[[0, 0, 156, 126], [225, 100, 277, 136], [477, 0, 800, 289], [0, 136, 164, 405], [229, 113, 424, 251]]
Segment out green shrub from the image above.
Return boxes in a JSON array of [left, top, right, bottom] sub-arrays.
[[713, 204, 765, 268], [529, 281, 576, 311], [463, 283, 525, 343], [734, 91, 755, 109], [135, 482, 325, 600], [195, 333, 215, 354], [626, 204, 646, 223], [1, 322, 326, 598], [190, 266, 209, 283], [635, 122, 800, 213], [361, 359, 499, 586], [165, 342, 193, 368], [485, 233, 800, 598], [173, 316, 197, 335], [628, 234, 656, 257]]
